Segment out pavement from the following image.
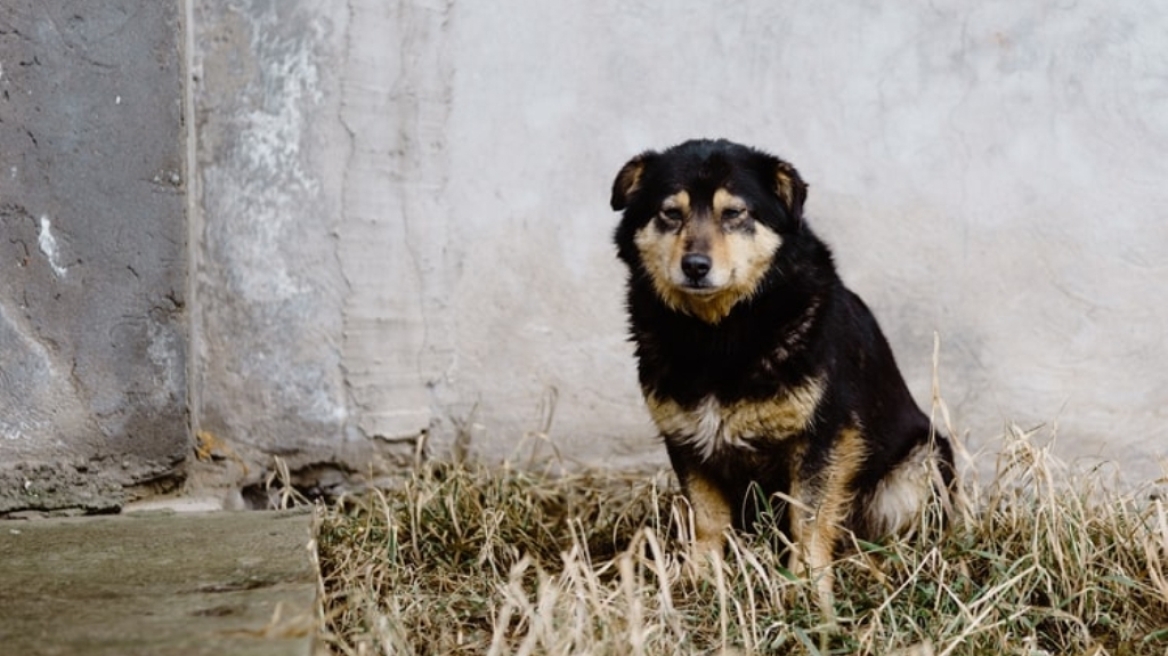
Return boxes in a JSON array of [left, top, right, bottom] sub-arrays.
[[0, 509, 319, 656]]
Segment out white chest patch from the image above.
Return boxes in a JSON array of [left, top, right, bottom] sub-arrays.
[[644, 378, 823, 462], [683, 396, 753, 460]]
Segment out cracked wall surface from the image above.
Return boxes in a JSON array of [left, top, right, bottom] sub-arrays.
[[189, 0, 416, 492], [0, 1, 188, 512]]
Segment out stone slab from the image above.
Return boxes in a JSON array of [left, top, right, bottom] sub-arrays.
[[0, 510, 318, 656]]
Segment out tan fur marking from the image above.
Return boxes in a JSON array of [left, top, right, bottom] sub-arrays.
[[660, 190, 690, 215], [633, 187, 782, 324], [722, 226, 780, 306], [775, 176, 795, 213], [790, 427, 867, 619], [683, 471, 733, 557], [773, 162, 806, 214], [612, 158, 648, 209], [712, 188, 748, 218], [644, 377, 824, 461]]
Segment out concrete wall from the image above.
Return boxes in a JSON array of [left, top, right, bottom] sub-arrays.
[[3, 0, 1165, 513], [0, 2, 188, 512], [191, 0, 1168, 485], [187, 1, 371, 498]]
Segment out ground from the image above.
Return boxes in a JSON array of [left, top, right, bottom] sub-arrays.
[[314, 427, 1168, 655]]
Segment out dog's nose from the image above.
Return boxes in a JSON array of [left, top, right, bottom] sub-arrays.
[[681, 253, 712, 281]]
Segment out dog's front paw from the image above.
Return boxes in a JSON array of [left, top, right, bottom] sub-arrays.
[[680, 536, 724, 581]]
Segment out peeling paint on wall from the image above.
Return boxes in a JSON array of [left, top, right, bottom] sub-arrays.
[[36, 217, 66, 278], [199, 5, 324, 304], [190, 0, 382, 485]]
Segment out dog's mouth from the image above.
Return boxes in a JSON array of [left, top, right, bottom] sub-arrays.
[[674, 265, 732, 296], [668, 274, 728, 297], [651, 269, 744, 324], [678, 279, 722, 295]]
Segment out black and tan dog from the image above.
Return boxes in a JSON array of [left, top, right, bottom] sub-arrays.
[[611, 139, 955, 612]]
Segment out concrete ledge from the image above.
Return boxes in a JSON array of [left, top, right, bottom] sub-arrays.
[[0, 510, 318, 656]]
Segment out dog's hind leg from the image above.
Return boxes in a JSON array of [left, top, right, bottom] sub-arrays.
[[863, 438, 954, 539]]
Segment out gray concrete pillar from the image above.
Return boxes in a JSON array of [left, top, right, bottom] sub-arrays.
[[0, 2, 189, 513]]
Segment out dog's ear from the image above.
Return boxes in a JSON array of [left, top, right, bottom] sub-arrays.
[[771, 159, 807, 218], [611, 151, 656, 211]]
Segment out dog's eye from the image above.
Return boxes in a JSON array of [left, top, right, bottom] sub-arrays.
[[722, 207, 746, 221], [659, 208, 684, 224]]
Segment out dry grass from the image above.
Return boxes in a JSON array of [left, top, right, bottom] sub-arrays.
[[312, 426, 1168, 655]]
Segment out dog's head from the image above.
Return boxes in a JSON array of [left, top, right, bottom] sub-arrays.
[[611, 139, 807, 324]]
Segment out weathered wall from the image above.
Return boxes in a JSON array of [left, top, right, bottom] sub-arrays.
[[445, 0, 1168, 480], [0, 2, 188, 512], [4, 0, 1163, 513], [188, 0, 429, 498], [192, 0, 1167, 484]]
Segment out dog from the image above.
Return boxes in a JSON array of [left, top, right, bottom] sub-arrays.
[[610, 139, 955, 613]]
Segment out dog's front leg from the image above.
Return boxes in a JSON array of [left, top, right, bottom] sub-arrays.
[[789, 428, 866, 621], [679, 469, 732, 569], [789, 499, 841, 621]]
